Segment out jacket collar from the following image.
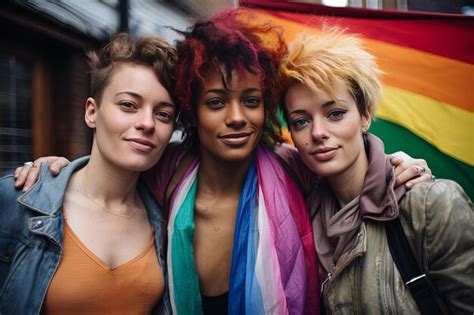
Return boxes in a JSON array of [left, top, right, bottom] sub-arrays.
[[17, 156, 90, 217], [17, 156, 164, 248]]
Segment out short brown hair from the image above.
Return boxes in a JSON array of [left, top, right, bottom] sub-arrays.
[[87, 33, 178, 105]]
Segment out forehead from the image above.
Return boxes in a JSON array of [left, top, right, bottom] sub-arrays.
[[285, 82, 353, 109], [104, 63, 172, 102], [201, 66, 262, 91]]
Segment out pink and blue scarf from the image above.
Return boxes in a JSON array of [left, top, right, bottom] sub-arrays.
[[167, 145, 319, 314]]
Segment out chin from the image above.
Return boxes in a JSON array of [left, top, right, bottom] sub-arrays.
[[116, 155, 162, 172], [214, 147, 255, 163], [302, 157, 344, 177]]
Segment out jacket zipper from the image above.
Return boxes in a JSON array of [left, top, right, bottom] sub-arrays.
[[321, 272, 332, 294], [322, 250, 365, 313]]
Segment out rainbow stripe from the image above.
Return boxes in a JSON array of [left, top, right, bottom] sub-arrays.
[[241, 0, 474, 198]]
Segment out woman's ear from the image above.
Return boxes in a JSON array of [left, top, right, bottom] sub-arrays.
[[85, 97, 98, 129], [362, 110, 372, 132]]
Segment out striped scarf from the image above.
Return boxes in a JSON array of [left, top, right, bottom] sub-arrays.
[[167, 145, 319, 314]]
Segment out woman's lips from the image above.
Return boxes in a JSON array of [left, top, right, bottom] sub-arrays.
[[219, 132, 252, 146], [125, 138, 156, 152], [311, 147, 338, 161]]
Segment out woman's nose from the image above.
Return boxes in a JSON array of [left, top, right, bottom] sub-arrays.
[[135, 110, 155, 133], [311, 120, 329, 142], [225, 101, 247, 128]]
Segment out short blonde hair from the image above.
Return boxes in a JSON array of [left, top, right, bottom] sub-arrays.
[[279, 27, 382, 115]]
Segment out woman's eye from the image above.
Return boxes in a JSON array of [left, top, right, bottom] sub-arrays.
[[206, 99, 225, 109], [155, 111, 173, 123], [328, 109, 347, 120], [120, 101, 137, 110], [244, 97, 261, 107], [290, 118, 310, 130]]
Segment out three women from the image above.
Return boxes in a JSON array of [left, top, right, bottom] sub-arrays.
[[5, 9, 442, 315]]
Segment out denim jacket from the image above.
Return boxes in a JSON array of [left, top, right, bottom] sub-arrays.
[[0, 157, 171, 315]]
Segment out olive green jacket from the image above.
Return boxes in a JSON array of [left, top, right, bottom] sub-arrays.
[[319, 180, 474, 314]]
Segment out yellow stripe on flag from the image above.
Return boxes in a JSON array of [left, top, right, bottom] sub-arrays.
[[377, 86, 474, 165]]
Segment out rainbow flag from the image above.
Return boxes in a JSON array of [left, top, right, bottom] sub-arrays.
[[241, 0, 474, 199]]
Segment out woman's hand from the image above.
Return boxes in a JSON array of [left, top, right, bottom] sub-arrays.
[[14, 156, 70, 191], [390, 155, 432, 189]]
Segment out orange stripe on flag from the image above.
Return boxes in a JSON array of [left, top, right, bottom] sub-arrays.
[[249, 11, 473, 112]]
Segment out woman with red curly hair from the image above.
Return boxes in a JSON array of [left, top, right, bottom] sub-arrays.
[[145, 9, 319, 315]]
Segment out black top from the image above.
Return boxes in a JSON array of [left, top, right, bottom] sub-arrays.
[[201, 291, 228, 315]]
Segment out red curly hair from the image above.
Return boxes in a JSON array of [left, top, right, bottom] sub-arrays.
[[174, 9, 287, 146]]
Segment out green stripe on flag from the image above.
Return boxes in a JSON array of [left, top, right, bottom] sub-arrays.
[[371, 118, 474, 199]]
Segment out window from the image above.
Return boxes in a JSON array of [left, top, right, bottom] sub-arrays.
[[0, 55, 33, 175]]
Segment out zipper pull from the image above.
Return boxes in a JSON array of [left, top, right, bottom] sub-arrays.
[[320, 272, 332, 294]]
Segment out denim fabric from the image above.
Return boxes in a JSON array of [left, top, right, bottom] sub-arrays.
[[0, 157, 171, 315]]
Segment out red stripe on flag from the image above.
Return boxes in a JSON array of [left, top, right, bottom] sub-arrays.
[[241, 0, 474, 64]]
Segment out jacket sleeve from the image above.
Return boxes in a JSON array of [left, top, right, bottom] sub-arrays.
[[400, 179, 474, 314]]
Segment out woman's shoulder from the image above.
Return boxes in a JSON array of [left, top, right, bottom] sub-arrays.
[[401, 179, 472, 213], [399, 179, 473, 255], [399, 181, 474, 313], [0, 174, 33, 233], [274, 143, 299, 162]]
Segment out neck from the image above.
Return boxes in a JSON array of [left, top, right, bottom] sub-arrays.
[[197, 148, 254, 197], [328, 151, 368, 208], [76, 145, 141, 211]]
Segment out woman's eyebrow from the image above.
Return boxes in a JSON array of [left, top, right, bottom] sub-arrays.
[[115, 91, 142, 99]]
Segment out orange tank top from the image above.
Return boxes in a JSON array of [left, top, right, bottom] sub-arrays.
[[43, 221, 164, 314]]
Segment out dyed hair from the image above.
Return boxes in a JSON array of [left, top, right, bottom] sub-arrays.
[[174, 9, 287, 146], [87, 33, 178, 106], [279, 28, 382, 116]]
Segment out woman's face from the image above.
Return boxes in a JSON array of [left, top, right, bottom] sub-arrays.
[[85, 63, 175, 171], [285, 82, 370, 177], [196, 68, 265, 162]]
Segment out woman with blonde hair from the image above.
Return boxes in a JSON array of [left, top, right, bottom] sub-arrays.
[[278, 28, 474, 314]]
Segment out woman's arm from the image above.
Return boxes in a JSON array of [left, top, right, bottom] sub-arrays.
[[274, 143, 433, 195]]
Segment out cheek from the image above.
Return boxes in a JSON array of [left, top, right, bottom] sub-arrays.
[[291, 130, 312, 154], [156, 123, 174, 143], [96, 114, 123, 137], [249, 107, 265, 132], [196, 110, 221, 143], [338, 119, 363, 145]]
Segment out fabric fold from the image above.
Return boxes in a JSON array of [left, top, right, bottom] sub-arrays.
[[167, 145, 319, 314]]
